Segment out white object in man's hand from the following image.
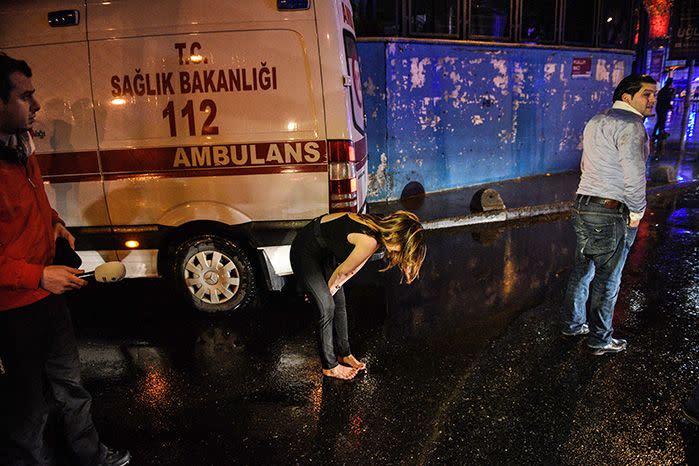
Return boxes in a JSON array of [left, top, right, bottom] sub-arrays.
[[77, 261, 127, 283]]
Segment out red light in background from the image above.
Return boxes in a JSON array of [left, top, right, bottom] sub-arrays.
[[644, 0, 673, 39], [650, 14, 670, 38]]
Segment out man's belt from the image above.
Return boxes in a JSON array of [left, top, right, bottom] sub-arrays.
[[576, 194, 623, 209]]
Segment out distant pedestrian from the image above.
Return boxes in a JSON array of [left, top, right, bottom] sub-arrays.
[[562, 74, 656, 355], [291, 211, 426, 379], [0, 53, 130, 465], [652, 77, 675, 141]]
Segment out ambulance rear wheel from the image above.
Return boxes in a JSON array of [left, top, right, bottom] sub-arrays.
[[173, 235, 257, 313]]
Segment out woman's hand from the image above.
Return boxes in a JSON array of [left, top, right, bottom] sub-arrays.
[[327, 233, 378, 294], [328, 283, 341, 296]]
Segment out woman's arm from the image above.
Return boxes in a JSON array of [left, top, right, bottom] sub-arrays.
[[327, 233, 378, 295]]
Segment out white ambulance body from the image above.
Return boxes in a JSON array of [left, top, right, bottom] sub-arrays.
[[0, 0, 367, 312]]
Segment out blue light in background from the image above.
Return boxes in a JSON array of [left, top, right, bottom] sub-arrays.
[[644, 118, 654, 132], [688, 106, 696, 139], [671, 228, 694, 235], [668, 207, 689, 224]]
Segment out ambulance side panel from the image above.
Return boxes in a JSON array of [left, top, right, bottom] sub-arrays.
[[87, 0, 329, 236]]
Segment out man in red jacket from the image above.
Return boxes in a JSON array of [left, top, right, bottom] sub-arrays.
[[0, 53, 130, 466]]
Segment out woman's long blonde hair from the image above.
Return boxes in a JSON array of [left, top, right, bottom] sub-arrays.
[[357, 210, 426, 284]]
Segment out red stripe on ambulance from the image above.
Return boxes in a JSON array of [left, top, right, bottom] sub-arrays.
[[37, 151, 99, 177], [37, 140, 332, 181], [101, 141, 326, 172]]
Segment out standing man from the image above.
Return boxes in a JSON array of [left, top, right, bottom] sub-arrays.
[[0, 53, 130, 465], [562, 74, 656, 356], [652, 77, 675, 142]]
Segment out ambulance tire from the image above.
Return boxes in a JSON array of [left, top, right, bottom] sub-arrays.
[[173, 235, 257, 313]]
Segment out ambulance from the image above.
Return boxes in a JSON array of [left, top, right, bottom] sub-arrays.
[[0, 0, 368, 313]]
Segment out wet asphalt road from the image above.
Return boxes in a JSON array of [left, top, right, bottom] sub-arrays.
[[65, 185, 699, 465]]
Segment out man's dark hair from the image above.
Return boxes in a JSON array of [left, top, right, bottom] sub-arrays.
[[613, 74, 657, 102], [0, 53, 32, 103]]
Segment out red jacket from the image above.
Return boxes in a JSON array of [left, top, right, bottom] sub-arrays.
[[0, 140, 62, 311]]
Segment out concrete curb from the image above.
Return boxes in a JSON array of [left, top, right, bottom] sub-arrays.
[[423, 201, 572, 230], [422, 181, 698, 231]]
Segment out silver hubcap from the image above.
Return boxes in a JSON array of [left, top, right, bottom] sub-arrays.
[[184, 250, 240, 305]]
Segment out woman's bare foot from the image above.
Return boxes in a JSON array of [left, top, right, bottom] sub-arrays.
[[323, 364, 358, 380], [338, 354, 366, 371]]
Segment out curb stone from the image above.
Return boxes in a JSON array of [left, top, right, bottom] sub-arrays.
[[421, 180, 699, 231]]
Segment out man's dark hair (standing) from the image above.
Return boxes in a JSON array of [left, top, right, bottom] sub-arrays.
[[0, 52, 32, 103], [612, 74, 657, 102]]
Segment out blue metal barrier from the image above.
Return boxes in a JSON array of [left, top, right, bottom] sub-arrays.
[[358, 40, 633, 202]]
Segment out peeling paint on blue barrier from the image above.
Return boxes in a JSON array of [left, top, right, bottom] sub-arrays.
[[358, 40, 633, 202]]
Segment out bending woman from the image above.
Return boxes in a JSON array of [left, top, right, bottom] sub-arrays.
[[290, 210, 426, 380]]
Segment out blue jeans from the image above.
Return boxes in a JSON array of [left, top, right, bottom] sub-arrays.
[[563, 198, 638, 347]]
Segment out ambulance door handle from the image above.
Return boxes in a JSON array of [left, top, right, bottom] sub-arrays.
[[342, 75, 352, 87], [48, 10, 80, 27]]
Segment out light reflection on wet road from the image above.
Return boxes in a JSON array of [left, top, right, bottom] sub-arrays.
[[68, 187, 699, 465]]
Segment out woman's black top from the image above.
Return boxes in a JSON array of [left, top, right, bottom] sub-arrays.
[[318, 214, 377, 263]]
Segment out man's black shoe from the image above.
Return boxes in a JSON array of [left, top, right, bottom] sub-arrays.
[[103, 448, 131, 466]]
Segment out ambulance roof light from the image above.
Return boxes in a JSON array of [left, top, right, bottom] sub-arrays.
[[278, 0, 310, 10]]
